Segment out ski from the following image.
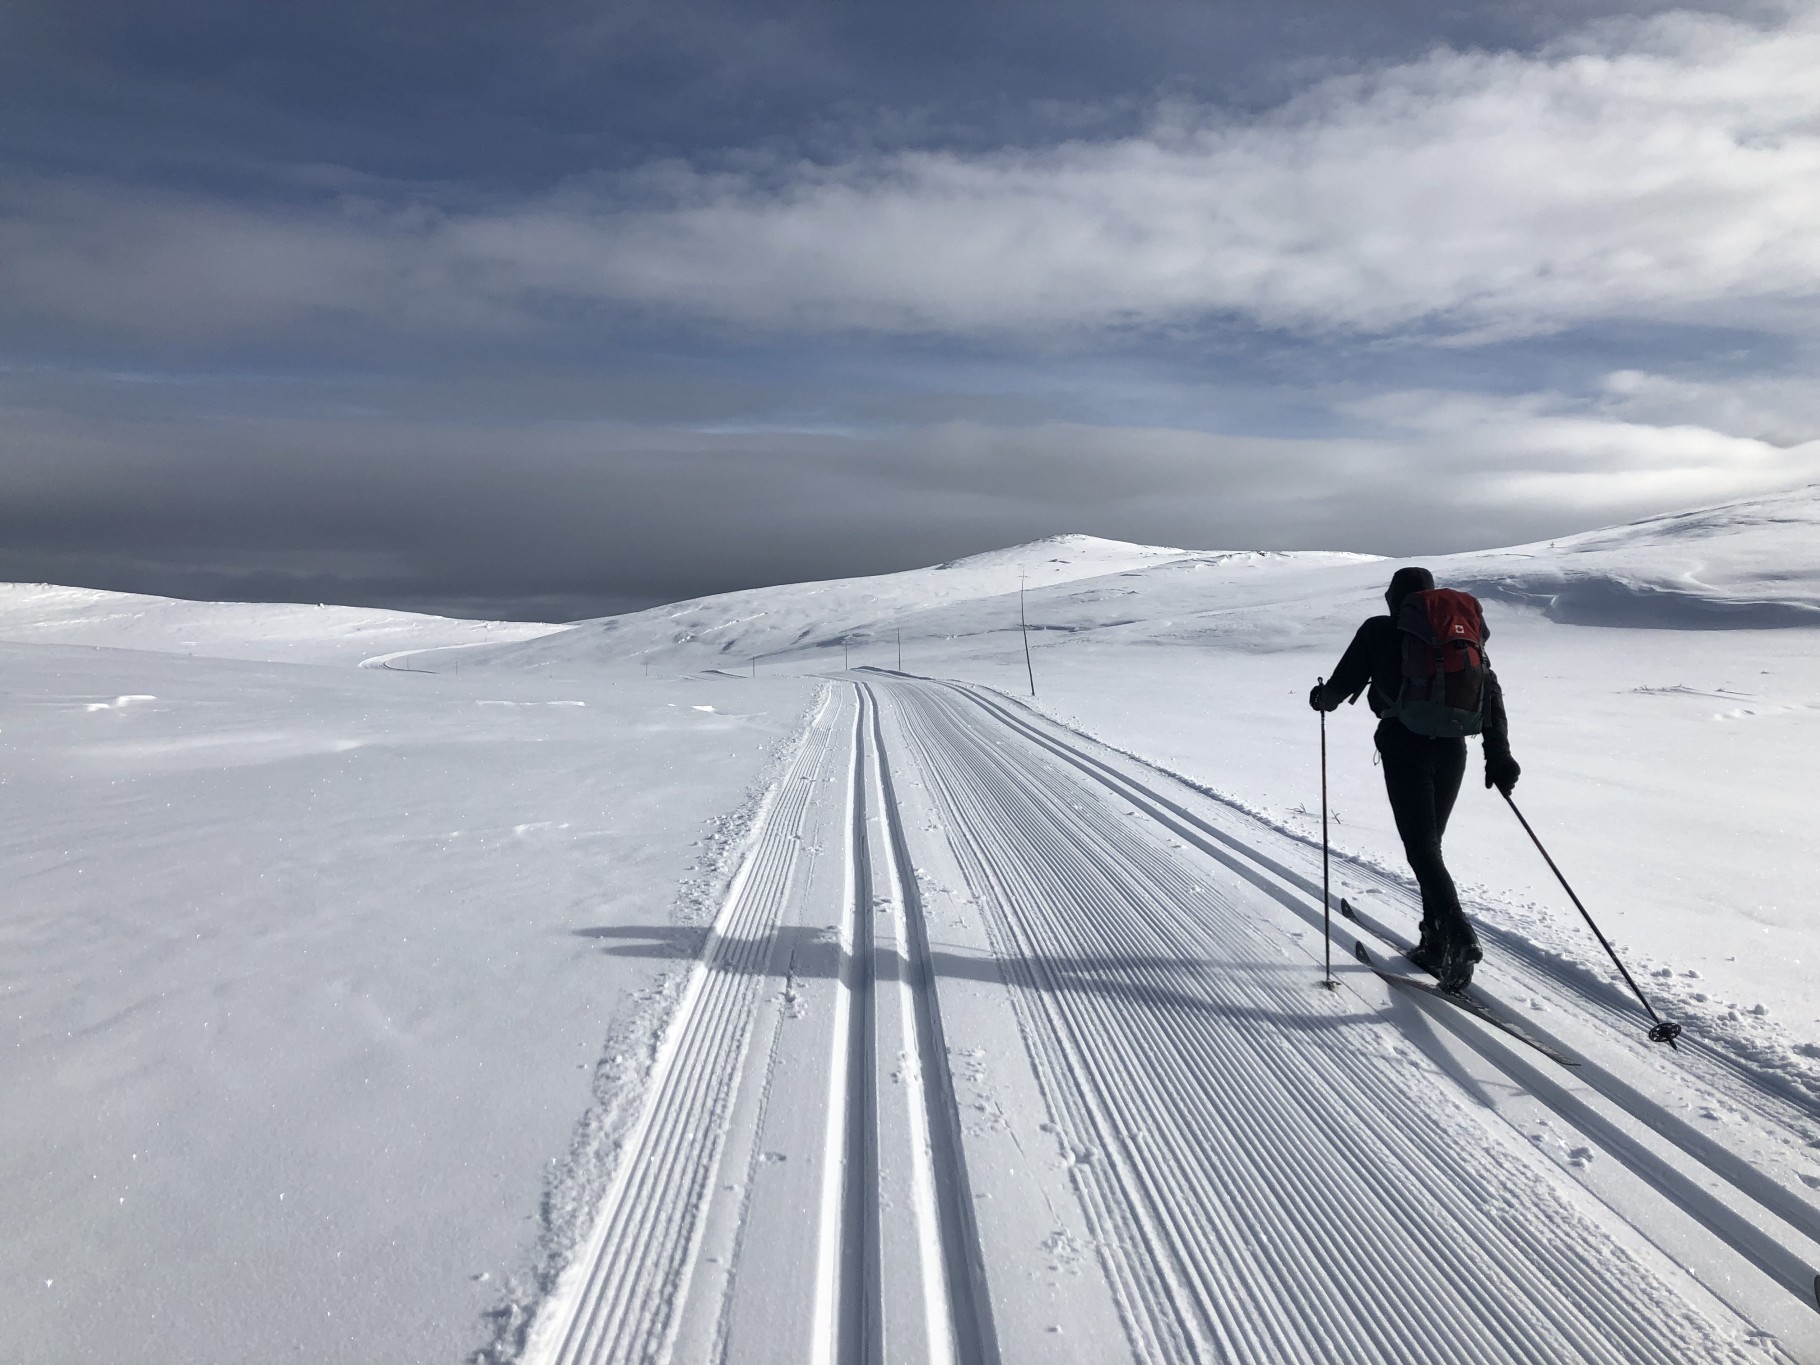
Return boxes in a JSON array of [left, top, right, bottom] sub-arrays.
[[1337, 895, 1418, 951], [1345, 918, 1580, 1068]]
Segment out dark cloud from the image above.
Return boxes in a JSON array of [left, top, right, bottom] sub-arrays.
[[2, 0, 1775, 188], [4, 375, 1813, 620], [0, 0, 1810, 619]]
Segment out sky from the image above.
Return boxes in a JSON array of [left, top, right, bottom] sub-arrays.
[[2, 0, 1817, 620]]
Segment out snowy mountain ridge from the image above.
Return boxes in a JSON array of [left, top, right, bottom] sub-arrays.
[[1446, 483, 1820, 628], [444, 542, 1385, 674], [4, 483, 1819, 674], [444, 483, 1820, 676], [927, 531, 1190, 571], [0, 581, 560, 665]]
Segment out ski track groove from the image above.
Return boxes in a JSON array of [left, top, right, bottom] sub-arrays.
[[878, 678, 1751, 1364], [973, 682, 1820, 1137], [904, 697, 1500, 1361], [521, 697, 840, 1365], [859, 681, 1001, 1365], [836, 686, 883, 1365], [516, 672, 1793, 1364], [947, 679, 1820, 1273], [958, 678, 1820, 1318], [807, 691, 861, 1365], [525, 682, 999, 1365]]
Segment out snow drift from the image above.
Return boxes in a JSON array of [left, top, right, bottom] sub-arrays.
[[1447, 485, 1820, 628]]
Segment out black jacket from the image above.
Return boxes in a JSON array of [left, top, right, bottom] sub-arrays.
[[1320, 615, 1512, 759]]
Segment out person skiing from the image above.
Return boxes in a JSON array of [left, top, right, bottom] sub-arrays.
[[1309, 566, 1520, 991]]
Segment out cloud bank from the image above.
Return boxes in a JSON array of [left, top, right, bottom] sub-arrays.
[[4, 7, 1817, 348], [4, 373, 1814, 618], [3, 4, 1817, 617]]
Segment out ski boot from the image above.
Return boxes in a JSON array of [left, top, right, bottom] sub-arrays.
[[1407, 938, 1443, 977], [1407, 919, 1444, 976], [1435, 932, 1483, 994]]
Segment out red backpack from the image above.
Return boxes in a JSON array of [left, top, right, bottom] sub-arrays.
[[1393, 588, 1487, 737]]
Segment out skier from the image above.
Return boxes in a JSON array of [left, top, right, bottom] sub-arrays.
[[1309, 567, 1520, 991]]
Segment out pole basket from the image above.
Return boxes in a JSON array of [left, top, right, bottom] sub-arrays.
[[1502, 792, 1683, 1052]]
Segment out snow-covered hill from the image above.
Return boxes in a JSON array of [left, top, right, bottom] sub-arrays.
[[426, 485, 1820, 683], [6, 483, 1820, 1364], [0, 582, 561, 665], [434, 535, 1377, 674], [1446, 484, 1820, 627]]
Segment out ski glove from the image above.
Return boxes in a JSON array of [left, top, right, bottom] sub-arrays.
[[1485, 752, 1521, 796], [1309, 682, 1340, 712]]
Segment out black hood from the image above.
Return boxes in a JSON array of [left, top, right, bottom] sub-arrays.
[[1385, 566, 1435, 614]]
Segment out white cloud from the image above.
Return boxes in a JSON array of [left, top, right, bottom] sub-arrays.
[[1344, 384, 1820, 518], [4, 7, 1818, 345], [452, 5, 1820, 337], [1597, 369, 1820, 445]]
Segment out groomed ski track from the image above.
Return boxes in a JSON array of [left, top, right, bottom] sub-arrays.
[[519, 674, 1818, 1364]]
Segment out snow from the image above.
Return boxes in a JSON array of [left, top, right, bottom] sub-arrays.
[[5, 483, 1820, 1363], [434, 532, 1243, 674], [0, 640, 819, 1362], [0, 581, 563, 665], [1453, 488, 1820, 627]]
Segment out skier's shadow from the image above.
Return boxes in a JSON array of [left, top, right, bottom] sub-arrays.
[[573, 923, 1374, 1041]]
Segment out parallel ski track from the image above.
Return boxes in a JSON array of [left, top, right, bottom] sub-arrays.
[[876, 677, 1758, 1364], [524, 684, 1000, 1365], [1293, 794, 1820, 1133], [961, 682, 1820, 1137], [523, 695, 841, 1365], [938, 680, 1820, 1300], [829, 685, 882, 1365], [853, 681, 1001, 1365], [522, 670, 1807, 1362]]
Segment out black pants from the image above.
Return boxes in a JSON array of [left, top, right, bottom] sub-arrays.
[[1374, 720, 1474, 946]]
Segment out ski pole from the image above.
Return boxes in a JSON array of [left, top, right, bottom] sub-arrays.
[[1502, 792, 1681, 1048], [1319, 680, 1335, 989]]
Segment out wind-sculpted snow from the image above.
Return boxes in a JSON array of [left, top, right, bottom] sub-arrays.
[[1447, 484, 1820, 629], [1452, 571, 1820, 629]]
